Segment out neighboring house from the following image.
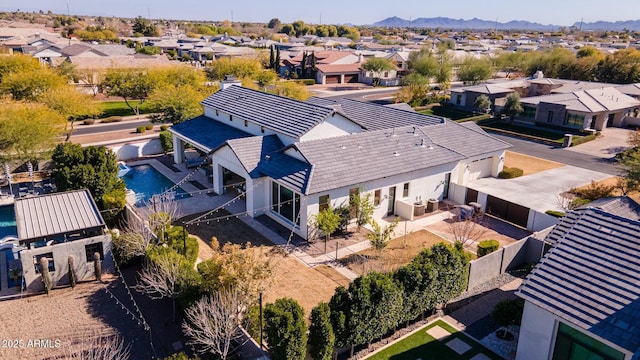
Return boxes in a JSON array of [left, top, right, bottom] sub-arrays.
[[516, 207, 640, 360], [169, 83, 510, 240], [281, 50, 362, 84], [1, 189, 113, 293]]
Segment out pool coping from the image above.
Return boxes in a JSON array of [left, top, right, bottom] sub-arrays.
[[125, 159, 202, 197]]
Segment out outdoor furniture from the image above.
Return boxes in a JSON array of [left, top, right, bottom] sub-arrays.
[[185, 157, 206, 168], [458, 205, 474, 220]]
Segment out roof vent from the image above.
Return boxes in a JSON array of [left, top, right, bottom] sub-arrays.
[[412, 126, 417, 135], [419, 139, 426, 148], [427, 145, 434, 150], [393, 151, 400, 156], [340, 145, 346, 150], [265, 155, 271, 160]]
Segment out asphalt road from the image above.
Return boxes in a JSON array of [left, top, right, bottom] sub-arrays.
[[321, 88, 399, 102], [490, 133, 622, 175]]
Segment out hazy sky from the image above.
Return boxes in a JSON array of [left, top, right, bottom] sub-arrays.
[[3, 0, 640, 26]]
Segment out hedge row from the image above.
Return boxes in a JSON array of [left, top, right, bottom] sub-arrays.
[[477, 239, 500, 257]]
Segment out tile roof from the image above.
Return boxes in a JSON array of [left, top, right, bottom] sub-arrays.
[[315, 63, 362, 73], [60, 43, 98, 57], [200, 86, 335, 139], [226, 135, 284, 178], [521, 87, 640, 113], [14, 189, 105, 241], [292, 121, 509, 194], [257, 151, 312, 194], [517, 208, 640, 356], [578, 196, 640, 221], [170, 115, 253, 152], [336, 98, 445, 130]]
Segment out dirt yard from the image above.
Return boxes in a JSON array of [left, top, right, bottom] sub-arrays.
[[338, 230, 454, 276], [504, 150, 564, 175], [572, 176, 640, 204]]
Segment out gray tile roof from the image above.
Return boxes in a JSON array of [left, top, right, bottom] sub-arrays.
[[201, 86, 335, 139], [517, 208, 640, 356], [226, 135, 284, 178], [14, 189, 105, 242], [305, 96, 338, 107], [336, 98, 445, 130], [170, 115, 252, 152], [578, 196, 640, 221], [257, 152, 312, 194]]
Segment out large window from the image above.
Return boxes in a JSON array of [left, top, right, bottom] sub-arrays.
[[374, 189, 381, 206], [552, 322, 625, 360], [34, 253, 55, 273], [565, 113, 584, 128], [522, 106, 536, 119], [403, 183, 410, 198], [85, 242, 104, 262], [319, 195, 329, 212], [271, 182, 300, 225]]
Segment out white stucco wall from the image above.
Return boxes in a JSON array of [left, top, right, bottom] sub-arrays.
[[299, 114, 362, 142], [516, 301, 557, 360], [109, 139, 163, 161]]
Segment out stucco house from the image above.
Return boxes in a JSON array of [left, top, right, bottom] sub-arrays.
[[169, 82, 510, 240], [516, 207, 640, 360]]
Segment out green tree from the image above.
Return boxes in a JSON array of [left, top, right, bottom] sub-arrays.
[[51, 142, 126, 212], [0, 53, 41, 83], [268, 18, 281, 30], [147, 84, 211, 124], [457, 56, 493, 85], [264, 298, 307, 360], [367, 218, 399, 252], [0, 66, 66, 101], [137, 45, 161, 55], [618, 148, 640, 192], [350, 192, 374, 230], [596, 48, 640, 84], [408, 49, 439, 78], [394, 260, 437, 323], [362, 57, 395, 86], [503, 92, 523, 121], [313, 205, 341, 253], [309, 302, 335, 360], [132, 16, 159, 37], [269, 81, 310, 101], [254, 70, 278, 89], [103, 68, 154, 115], [205, 57, 263, 81], [473, 94, 492, 113], [38, 86, 100, 140], [0, 102, 66, 163], [426, 243, 469, 307]]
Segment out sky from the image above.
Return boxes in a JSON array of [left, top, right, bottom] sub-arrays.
[[3, 0, 640, 26]]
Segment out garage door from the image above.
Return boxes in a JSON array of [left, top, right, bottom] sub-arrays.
[[486, 195, 529, 228], [325, 75, 340, 84], [467, 157, 493, 181], [344, 74, 359, 83]]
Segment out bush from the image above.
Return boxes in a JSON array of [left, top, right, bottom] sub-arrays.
[[570, 134, 597, 146], [167, 226, 199, 266], [159, 131, 174, 154], [492, 298, 525, 326], [101, 116, 123, 123], [160, 125, 169, 131], [570, 180, 615, 201], [145, 124, 154, 130], [83, 119, 96, 125], [296, 79, 316, 86], [136, 126, 146, 133], [498, 166, 524, 179], [545, 210, 565, 218], [477, 240, 500, 257]]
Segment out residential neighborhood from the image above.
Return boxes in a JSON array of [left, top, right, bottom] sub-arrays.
[[0, 4, 640, 360]]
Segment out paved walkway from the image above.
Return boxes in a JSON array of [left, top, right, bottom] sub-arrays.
[[565, 127, 632, 159]]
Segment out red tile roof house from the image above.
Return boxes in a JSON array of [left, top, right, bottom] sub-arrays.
[[168, 81, 510, 241]]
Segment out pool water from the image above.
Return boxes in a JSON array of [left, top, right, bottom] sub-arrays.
[[0, 205, 17, 239], [122, 164, 189, 207]]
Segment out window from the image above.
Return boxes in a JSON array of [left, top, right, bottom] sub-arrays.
[[34, 253, 55, 273], [229, 114, 233, 122], [244, 120, 248, 127], [261, 126, 265, 134], [522, 106, 536, 119], [547, 110, 554, 123], [85, 242, 104, 262], [383, 71, 389, 77], [319, 195, 329, 212], [565, 113, 584, 128], [215, 109, 219, 116], [456, 94, 462, 105], [374, 189, 381, 206], [271, 182, 301, 225], [553, 322, 624, 360], [403, 183, 409, 198]]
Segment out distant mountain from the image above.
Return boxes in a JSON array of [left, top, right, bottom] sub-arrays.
[[573, 19, 640, 31], [374, 16, 640, 31]]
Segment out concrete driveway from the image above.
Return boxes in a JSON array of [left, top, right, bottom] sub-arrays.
[[469, 165, 613, 212], [565, 127, 632, 159]]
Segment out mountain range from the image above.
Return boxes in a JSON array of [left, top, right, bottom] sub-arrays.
[[373, 16, 640, 31]]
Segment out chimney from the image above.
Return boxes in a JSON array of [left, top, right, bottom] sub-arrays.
[[358, 54, 363, 63], [220, 75, 242, 90]]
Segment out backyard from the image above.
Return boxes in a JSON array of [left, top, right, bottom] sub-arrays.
[[366, 319, 502, 360]]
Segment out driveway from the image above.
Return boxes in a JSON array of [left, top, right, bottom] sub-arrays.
[[565, 127, 632, 158], [468, 166, 613, 213]]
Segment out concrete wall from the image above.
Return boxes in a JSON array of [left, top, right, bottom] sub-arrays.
[[535, 102, 567, 127], [516, 301, 557, 360], [527, 210, 559, 232], [467, 248, 503, 290], [20, 235, 113, 293], [110, 139, 163, 161]]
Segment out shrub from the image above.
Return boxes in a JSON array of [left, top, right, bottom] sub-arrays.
[[145, 124, 154, 130], [136, 126, 146, 133], [159, 131, 173, 154], [570, 180, 615, 201], [101, 116, 123, 123], [160, 125, 169, 131], [296, 79, 316, 86], [477, 240, 500, 257], [570, 134, 597, 146], [264, 298, 307, 360], [498, 166, 524, 179], [545, 210, 565, 218], [83, 119, 96, 125], [167, 226, 199, 266], [492, 298, 525, 326]]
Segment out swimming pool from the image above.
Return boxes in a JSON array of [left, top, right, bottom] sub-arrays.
[[0, 205, 17, 239], [122, 164, 189, 207]]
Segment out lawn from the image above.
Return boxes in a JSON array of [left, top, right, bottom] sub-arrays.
[[338, 230, 457, 275], [98, 100, 152, 118], [479, 120, 584, 144], [366, 320, 503, 360], [419, 105, 481, 121]]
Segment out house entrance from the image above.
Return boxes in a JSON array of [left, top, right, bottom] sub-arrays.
[[607, 113, 615, 128], [387, 186, 396, 216]]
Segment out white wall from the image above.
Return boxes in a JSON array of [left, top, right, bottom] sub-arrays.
[[109, 139, 163, 161], [299, 113, 362, 142], [516, 301, 557, 360]]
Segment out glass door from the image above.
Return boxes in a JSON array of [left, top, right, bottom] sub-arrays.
[[387, 186, 396, 216]]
